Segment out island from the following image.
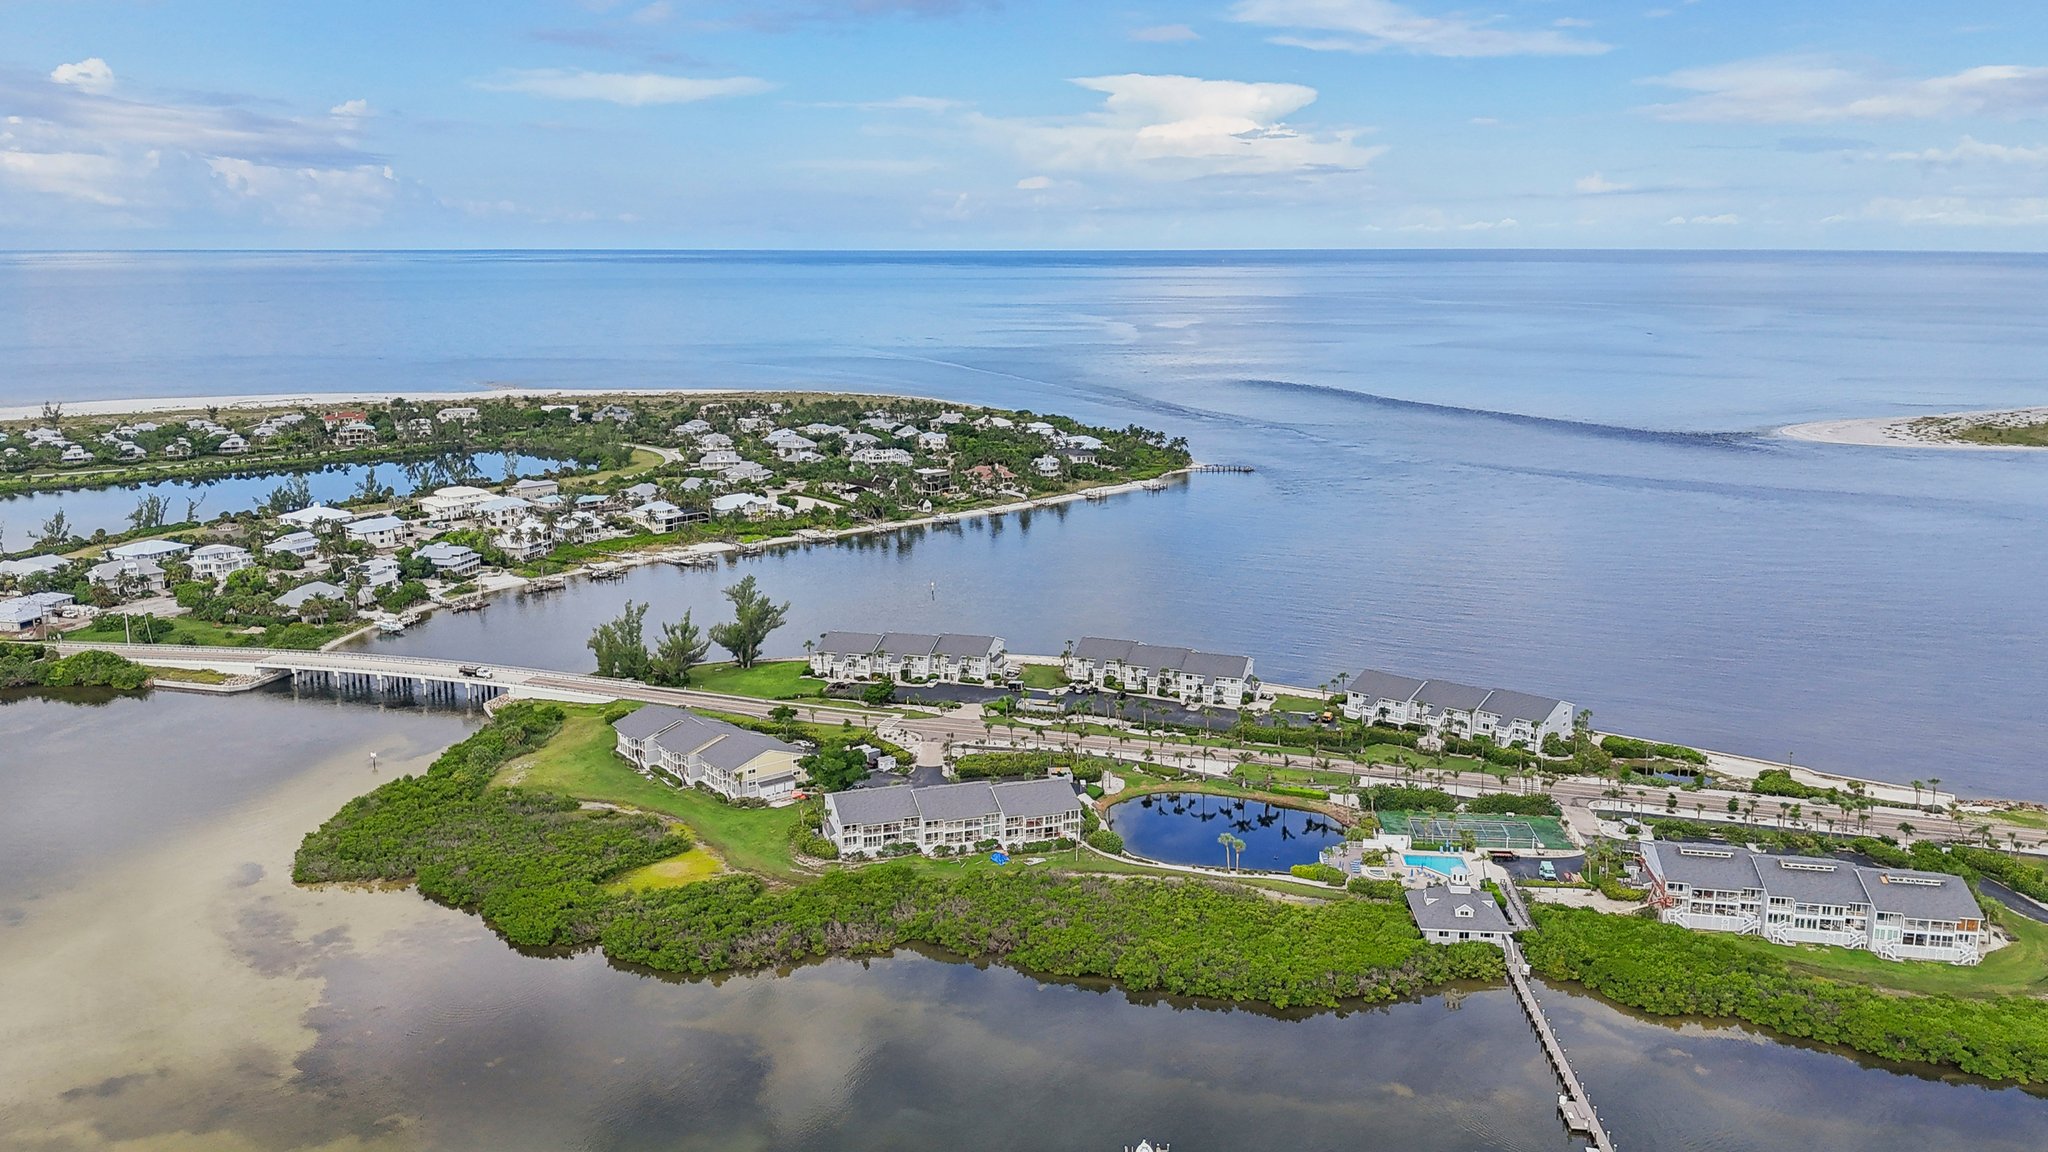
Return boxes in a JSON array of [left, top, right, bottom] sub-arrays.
[[1781, 406, 2048, 449]]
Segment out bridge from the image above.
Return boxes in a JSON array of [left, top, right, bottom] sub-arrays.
[[1503, 936, 1617, 1151]]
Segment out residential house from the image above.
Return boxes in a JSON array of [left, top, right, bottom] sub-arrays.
[[0, 592, 74, 634], [279, 504, 354, 530], [1640, 842, 1984, 964], [88, 558, 167, 595], [620, 481, 661, 503], [505, 478, 558, 499], [344, 515, 410, 550], [398, 417, 435, 439], [720, 461, 774, 485], [875, 632, 940, 679], [613, 705, 807, 804], [918, 431, 949, 452], [188, 544, 254, 582], [913, 467, 952, 495], [107, 539, 191, 563], [269, 531, 321, 561], [474, 496, 532, 530], [0, 555, 70, 580], [851, 447, 913, 467], [674, 418, 712, 436], [1339, 670, 1573, 749], [436, 406, 480, 423], [1032, 455, 1061, 477], [417, 485, 496, 525], [1064, 637, 1253, 707], [320, 411, 367, 430], [592, 404, 635, 424], [822, 779, 1083, 857], [494, 518, 555, 562], [60, 445, 90, 465], [415, 542, 481, 577], [1406, 885, 1514, 948], [633, 500, 698, 533], [697, 431, 734, 449], [1056, 445, 1097, 467], [772, 434, 818, 461], [931, 633, 1006, 681], [807, 632, 1005, 683], [697, 448, 743, 470], [711, 492, 782, 518], [164, 439, 193, 459], [355, 557, 401, 591], [275, 581, 349, 613], [215, 434, 249, 454]]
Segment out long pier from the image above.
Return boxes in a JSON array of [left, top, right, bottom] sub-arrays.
[[1502, 937, 1615, 1151]]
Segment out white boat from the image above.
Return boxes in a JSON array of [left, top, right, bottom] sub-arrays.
[[375, 618, 406, 634]]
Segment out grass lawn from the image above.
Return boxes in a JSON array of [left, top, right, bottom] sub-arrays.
[[1272, 694, 1331, 714], [606, 848, 725, 893], [495, 705, 806, 880], [688, 660, 824, 700], [1734, 906, 2048, 998], [75, 615, 349, 649], [1995, 808, 2048, 832], [559, 447, 664, 489], [1018, 664, 1068, 690]]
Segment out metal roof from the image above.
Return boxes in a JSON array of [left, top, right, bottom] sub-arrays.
[[1859, 869, 1983, 921], [1412, 679, 1493, 712], [1754, 854, 1871, 906], [1641, 842, 1766, 892], [1347, 669, 1426, 705], [612, 703, 692, 741], [931, 633, 1000, 658], [826, 786, 921, 826], [1071, 636, 1135, 663], [909, 781, 1001, 822], [1477, 689, 1567, 724], [815, 631, 883, 655], [989, 778, 1083, 819], [1178, 649, 1251, 679], [877, 631, 941, 658]]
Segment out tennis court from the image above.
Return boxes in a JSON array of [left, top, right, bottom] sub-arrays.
[[1379, 810, 1573, 851]]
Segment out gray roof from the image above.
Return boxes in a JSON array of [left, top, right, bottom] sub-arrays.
[[1072, 636, 1135, 663], [1122, 642, 1191, 672], [816, 631, 883, 656], [1412, 679, 1493, 712], [107, 539, 190, 560], [1405, 886, 1514, 934], [1179, 649, 1251, 680], [89, 557, 163, 581], [1859, 869, 1982, 921], [878, 631, 941, 658], [275, 581, 346, 609], [1755, 854, 1871, 906], [1478, 688, 1567, 724], [694, 730, 801, 773], [346, 515, 406, 533], [643, 711, 801, 770], [909, 780, 1001, 822], [1641, 842, 1766, 892], [0, 555, 68, 576], [931, 633, 1000, 658], [613, 703, 692, 741], [989, 778, 1083, 819], [1348, 669, 1426, 705], [826, 786, 921, 826], [417, 542, 478, 563]]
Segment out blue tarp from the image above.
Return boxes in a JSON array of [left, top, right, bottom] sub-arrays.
[[989, 852, 1009, 865]]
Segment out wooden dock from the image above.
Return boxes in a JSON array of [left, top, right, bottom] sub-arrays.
[[1502, 938, 1615, 1151]]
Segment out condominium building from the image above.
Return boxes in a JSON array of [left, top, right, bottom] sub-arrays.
[[822, 779, 1084, 856], [612, 704, 806, 804], [807, 631, 1008, 682], [1341, 667, 1574, 749], [1640, 842, 1985, 965], [1064, 636, 1253, 707]]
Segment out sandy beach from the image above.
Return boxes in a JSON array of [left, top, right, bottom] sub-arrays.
[[1779, 407, 2048, 450]]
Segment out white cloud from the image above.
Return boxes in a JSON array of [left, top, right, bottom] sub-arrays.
[[1574, 172, 1632, 194], [1015, 174, 1053, 189], [1886, 135, 2048, 165], [1829, 196, 2048, 227], [1665, 213, 1740, 225], [207, 158, 398, 227], [330, 99, 372, 119], [50, 58, 115, 94], [1645, 57, 2048, 123], [973, 73, 1383, 179], [1232, 0, 1610, 57], [1387, 210, 1519, 232], [0, 63, 396, 227], [1131, 23, 1200, 43], [480, 69, 774, 106]]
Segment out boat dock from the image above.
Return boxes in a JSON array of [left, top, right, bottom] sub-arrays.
[[1502, 937, 1615, 1151]]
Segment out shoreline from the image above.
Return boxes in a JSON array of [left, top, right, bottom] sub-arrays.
[[1779, 407, 2048, 450], [0, 385, 953, 425]]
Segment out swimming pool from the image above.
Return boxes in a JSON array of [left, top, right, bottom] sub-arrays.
[[1403, 853, 1470, 880]]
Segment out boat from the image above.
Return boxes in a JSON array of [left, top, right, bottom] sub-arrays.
[[375, 618, 406, 634], [1141, 480, 1168, 492], [587, 561, 626, 580]]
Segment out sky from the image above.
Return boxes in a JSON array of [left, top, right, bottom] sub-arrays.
[[4, 0, 2048, 248]]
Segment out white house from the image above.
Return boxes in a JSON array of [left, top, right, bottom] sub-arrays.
[[269, 530, 322, 560], [0, 592, 74, 634], [474, 496, 532, 530], [88, 558, 167, 595], [415, 541, 481, 577], [60, 445, 90, 465], [1641, 842, 1985, 965], [808, 631, 1005, 682], [344, 515, 410, 550], [1032, 455, 1061, 477], [932, 633, 1006, 681], [505, 478, 558, 499], [613, 705, 806, 804], [279, 504, 354, 530], [494, 518, 555, 562], [917, 431, 949, 452], [107, 539, 191, 564], [417, 485, 496, 525], [0, 555, 70, 581], [215, 434, 249, 454], [809, 631, 886, 680], [355, 557, 401, 590], [634, 500, 700, 533], [188, 544, 254, 582], [1064, 637, 1253, 707], [1406, 885, 1514, 948], [436, 406, 481, 423], [852, 447, 913, 467], [822, 779, 1083, 857], [275, 580, 350, 613], [333, 421, 379, 447], [711, 492, 782, 518], [697, 448, 743, 470]]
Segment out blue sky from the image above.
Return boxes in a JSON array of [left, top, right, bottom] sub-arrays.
[[4, 0, 2048, 248]]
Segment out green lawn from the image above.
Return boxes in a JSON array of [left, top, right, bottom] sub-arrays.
[[687, 660, 824, 700], [1018, 664, 1068, 690], [559, 447, 664, 489], [1735, 906, 2048, 998], [75, 615, 351, 650], [1995, 808, 2048, 832], [606, 848, 725, 892], [1272, 694, 1332, 714], [143, 665, 233, 684], [495, 706, 806, 880]]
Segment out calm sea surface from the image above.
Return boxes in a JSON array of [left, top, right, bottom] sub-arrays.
[[3, 692, 2045, 1151], [4, 250, 2046, 802]]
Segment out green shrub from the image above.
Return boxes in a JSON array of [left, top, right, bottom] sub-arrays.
[[1347, 877, 1405, 901], [1465, 793, 1561, 817], [1085, 829, 1124, 855], [1289, 863, 1346, 885]]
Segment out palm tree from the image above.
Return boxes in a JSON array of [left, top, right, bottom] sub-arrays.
[[1910, 779, 1924, 806], [1897, 821, 1916, 840], [1218, 831, 1234, 870], [1229, 835, 1246, 872]]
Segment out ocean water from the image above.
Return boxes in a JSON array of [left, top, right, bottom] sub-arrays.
[[4, 250, 2047, 798]]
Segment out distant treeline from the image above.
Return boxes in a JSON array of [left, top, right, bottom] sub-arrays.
[[0, 645, 150, 691]]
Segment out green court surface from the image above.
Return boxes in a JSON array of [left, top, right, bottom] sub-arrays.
[[1380, 810, 1573, 851]]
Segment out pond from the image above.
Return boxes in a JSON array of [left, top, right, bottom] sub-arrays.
[[0, 451, 574, 543], [1108, 790, 1347, 872]]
